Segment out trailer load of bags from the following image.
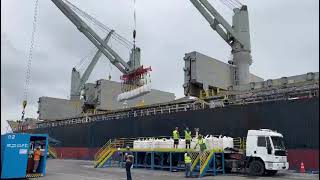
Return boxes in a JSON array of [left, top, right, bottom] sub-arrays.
[[133, 135, 233, 150]]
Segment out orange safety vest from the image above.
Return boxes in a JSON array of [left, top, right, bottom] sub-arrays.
[[34, 150, 41, 161]]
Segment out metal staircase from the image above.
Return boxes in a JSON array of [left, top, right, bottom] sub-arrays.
[[189, 151, 200, 171], [200, 150, 214, 176], [94, 139, 125, 168], [48, 145, 57, 159], [190, 150, 225, 177]]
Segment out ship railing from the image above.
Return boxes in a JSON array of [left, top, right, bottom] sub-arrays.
[[232, 87, 319, 105], [34, 83, 318, 129], [36, 101, 203, 129]]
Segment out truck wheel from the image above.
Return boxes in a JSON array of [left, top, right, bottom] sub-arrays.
[[249, 160, 265, 176], [265, 170, 277, 176]]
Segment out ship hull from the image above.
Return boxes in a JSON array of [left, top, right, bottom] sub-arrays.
[[27, 97, 319, 171]]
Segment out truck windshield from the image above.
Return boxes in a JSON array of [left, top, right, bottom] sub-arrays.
[[271, 136, 285, 149]]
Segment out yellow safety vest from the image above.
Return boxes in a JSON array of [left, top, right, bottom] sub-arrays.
[[198, 138, 206, 151], [198, 138, 205, 145], [185, 131, 192, 140], [184, 154, 192, 164], [173, 130, 179, 140]]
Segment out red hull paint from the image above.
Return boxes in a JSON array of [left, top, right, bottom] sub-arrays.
[[287, 149, 319, 171], [54, 147, 319, 170], [55, 147, 99, 160]]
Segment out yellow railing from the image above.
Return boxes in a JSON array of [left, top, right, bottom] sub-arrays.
[[241, 137, 246, 150], [48, 145, 57, 159], [199, 88, 229, 99], [94, 139, 127, 168], [199, 150, 216, 176], [95, 148, 117, 168], [233, 137, 246, 150], [189, 151, 200, 171], [94, 140, 112, 161]]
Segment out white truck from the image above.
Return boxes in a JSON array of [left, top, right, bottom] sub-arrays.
[[223, 129, 289, 176]]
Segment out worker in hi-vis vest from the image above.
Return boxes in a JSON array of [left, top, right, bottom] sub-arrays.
[[173, 127, 180, 148], [184, 127, 192, 149], [33, 146, 42, 172], [195, 134, 206, 152], [184, 152, 192, 177]]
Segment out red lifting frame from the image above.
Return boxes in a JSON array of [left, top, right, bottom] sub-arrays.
[[120, 66, 152, 81]]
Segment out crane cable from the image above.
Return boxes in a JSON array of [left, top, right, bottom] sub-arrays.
[[133, 0, 137, 47], [21, 0, 39, 121], [64, 0, 133, 49]]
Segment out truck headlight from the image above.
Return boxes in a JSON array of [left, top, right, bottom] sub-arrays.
[[267, 163, 273, 168]]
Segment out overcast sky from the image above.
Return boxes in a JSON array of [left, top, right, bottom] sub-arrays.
[[1, 0, 319, 134]]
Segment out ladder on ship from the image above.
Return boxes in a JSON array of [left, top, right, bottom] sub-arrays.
[[94, 139, 125, 168]]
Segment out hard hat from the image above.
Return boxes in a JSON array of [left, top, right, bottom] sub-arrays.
[[186, 127, 189, 131]]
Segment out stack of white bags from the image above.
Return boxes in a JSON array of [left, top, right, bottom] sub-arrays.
[[133, 135, 234, 151]]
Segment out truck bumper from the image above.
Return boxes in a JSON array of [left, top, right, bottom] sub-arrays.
[[265, 162, 289, 170]]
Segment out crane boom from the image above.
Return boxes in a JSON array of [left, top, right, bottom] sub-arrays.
[[79, 30, 114, 90], [51, 0, 132, 74], [190, 0, 248, 50], [70, 30, 114, 100]]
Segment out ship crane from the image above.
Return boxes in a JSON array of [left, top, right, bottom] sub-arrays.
[[51, 0, 151, 101], [70, 30, 114, 100], [190, 0, 252, 86]]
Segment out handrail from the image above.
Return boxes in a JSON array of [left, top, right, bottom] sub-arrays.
[[94, 139, 112, 161]]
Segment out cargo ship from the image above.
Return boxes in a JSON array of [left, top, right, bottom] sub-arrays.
[[6, 0, 319, 172], [9, 75, 319, 171]]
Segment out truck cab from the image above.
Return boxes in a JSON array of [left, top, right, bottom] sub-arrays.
[[245, 129, 289, 175]]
